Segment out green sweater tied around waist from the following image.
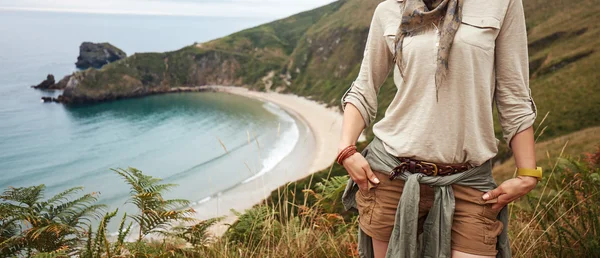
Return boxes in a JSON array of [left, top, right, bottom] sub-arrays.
[[341, 137, 511, 258]]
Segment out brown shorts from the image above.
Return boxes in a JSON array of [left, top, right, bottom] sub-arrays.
[[355, 170, 504, 256]]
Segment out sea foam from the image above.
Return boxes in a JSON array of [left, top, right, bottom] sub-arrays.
[[241, 102, 299, 184]]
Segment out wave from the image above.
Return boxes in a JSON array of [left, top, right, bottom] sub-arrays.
[[241, 102, 299, 184], [191, 196, 212, 207], [161, 139, 252, 182]]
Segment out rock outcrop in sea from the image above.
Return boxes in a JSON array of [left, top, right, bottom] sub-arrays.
[[34, 42, 126, 102], [31, 74, 72, 90], [75, 42, 127, 69]]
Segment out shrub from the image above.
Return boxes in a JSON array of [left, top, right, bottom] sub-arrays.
[[0, 185, 105, 256]]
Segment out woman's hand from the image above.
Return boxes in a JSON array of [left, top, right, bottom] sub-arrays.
[[482, 175, 538, 210], [342, 152, 380, 191]]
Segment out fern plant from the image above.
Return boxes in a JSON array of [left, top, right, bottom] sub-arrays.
[[168, 217, 222, 250], [314, 175, 349, 214], [225, 206, 280, 249], [112, 167, 195, 242], [31, 250, 69, 258], [81, 208, 132, 258], [0, 185, 105, 256]]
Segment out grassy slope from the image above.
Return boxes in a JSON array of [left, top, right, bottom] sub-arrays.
[[517, 0, 600, 142], [487, 0, 600, 161], [242, 0, 600, 145], [493, 126, 600, 181]]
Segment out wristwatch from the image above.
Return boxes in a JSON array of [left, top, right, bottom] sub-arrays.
[[517, 166, 543, 180]]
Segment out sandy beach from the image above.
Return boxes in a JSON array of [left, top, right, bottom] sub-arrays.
[[216, 86, 343, 173], [192, 85, 344, 236]]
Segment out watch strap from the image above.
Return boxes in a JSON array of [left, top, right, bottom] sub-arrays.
[[517, 166, 543, 179]]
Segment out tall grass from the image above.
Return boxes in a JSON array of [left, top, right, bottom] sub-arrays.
[[202, 174, 358, 258], [2, 141, 599, 257], [509, 146, 600, 257]]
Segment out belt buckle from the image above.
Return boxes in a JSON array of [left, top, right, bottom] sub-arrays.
[[420, 161, 438, 176]]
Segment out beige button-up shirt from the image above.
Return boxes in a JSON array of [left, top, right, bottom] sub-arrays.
[[341, 0, 537, 166]]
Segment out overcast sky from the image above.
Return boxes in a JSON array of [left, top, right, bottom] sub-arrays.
[[0, 0, 337, 19]]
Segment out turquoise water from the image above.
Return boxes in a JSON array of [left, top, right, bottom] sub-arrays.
[[1, 92, 299, 207], [0, 10, 304, 228]]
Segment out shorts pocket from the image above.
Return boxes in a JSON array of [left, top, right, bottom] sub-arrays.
[[355, 183, 377, 225], [480, 202, 503, 245]]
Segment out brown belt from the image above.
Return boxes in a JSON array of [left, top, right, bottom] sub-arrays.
[[389, 157, 472, 180]]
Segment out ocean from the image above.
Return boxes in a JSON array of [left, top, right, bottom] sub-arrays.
[[0, 10, 312, 231]]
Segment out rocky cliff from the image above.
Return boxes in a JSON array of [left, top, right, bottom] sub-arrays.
[[75, 42, 127, 69]]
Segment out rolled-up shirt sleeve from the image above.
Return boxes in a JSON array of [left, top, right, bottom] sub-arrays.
[[340, 6, 393, 128], [494, 0, 537, 147]]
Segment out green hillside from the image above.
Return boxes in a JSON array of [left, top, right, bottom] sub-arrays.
[[522, 0, 599, 140], [61, 0, 599, 157]]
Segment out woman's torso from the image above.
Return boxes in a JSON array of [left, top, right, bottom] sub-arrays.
[[373, 0, 513, 166]]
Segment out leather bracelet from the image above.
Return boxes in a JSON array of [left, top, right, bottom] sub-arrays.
[[337, 145, 355, 160], [338, 148, 357, 166], [336, 145, 357, 165], [336, 146, 354, 165], [338, 147, 356, 165]]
